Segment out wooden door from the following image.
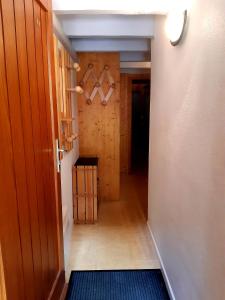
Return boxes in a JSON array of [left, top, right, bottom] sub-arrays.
[[0, 0, 64, 299], [77, 52, 120, 202]]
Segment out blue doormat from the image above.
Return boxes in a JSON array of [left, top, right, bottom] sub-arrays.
[[66, 269, 170, 300]]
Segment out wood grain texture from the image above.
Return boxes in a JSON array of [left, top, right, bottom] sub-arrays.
[[93, 167, 98, 221], [77, 166, 86, 223], [1, 0, 36, 298], [33, 2, 52, 294], [0, 5, 25, 299], [85, 166, 94, 223], [0, 244, 6, 300], [0, 0, 64, 298], [53, 36, 77, 152], [72, 166, 78, 222], [77, 52, 120, 201], [73, 165, 98, 224]]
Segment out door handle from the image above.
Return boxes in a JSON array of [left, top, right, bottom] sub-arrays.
[[55, 139, 64, 173]]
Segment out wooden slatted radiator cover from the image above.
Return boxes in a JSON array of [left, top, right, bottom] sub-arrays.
[[73, 157, 98, 224]]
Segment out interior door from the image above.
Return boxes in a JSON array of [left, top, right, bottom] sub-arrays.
[[0, 0, 64, 299]]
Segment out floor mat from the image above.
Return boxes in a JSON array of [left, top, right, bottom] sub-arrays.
[[66, 269, 170, 300]]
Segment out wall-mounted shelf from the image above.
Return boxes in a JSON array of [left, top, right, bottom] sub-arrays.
[[54, 35, 77, 153]]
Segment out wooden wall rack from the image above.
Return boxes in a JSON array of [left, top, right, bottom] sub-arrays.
[[53, 36, 79, 152]]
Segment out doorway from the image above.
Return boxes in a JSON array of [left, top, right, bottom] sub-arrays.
[[120, 73, 150, 219], [131, 79, 150, 173]]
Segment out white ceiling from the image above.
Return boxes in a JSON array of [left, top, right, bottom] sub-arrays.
[[71, 38, 151, 53], [52, 0, 169, 15], [52, 0, 169, 64], [58, 15, 154, 38]]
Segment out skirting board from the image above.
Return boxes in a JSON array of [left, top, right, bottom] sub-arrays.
[[147, 221, 176, 300]]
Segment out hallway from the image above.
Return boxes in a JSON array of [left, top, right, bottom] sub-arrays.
[[66, 174, 159, 281]]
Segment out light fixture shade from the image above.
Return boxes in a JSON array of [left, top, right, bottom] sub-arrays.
[[73, 62, 81, 72], [166, 10, 187, 46]]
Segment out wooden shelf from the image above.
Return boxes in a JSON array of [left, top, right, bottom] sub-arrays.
[[54, 36, 77, 152]]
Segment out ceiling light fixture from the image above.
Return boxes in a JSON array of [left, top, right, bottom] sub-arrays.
[[165, 9, 187, 46]]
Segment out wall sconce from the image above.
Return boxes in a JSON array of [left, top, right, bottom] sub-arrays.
[[67, 86, 84, 94], [166, 10, 187, 46], [73, 62, 81, 72]]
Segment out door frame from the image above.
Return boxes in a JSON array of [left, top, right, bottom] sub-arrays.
[[120, 73, 150, 174]]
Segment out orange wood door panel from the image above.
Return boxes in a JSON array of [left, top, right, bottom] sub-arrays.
[[0, 0, 64, 299], [1, 0, 36, 298], [0, 6, 25, 300]]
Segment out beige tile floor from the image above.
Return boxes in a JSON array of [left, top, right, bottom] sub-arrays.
[[66, 173, 160, 281]]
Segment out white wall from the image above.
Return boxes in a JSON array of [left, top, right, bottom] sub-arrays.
[[61, 82, 79, 272], [60, 66, 79, 273], [149, 1, 225, 299], [53, 18, 80, 273]]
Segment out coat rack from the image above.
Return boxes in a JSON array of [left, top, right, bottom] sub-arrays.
[[79, 64, 116, 105]]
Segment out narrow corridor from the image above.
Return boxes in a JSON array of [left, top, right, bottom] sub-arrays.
[[66, 174, 159, 281]]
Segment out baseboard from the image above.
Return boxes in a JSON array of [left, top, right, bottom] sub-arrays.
[[48, 270, 66, 300], [147, 221, 176, 300]]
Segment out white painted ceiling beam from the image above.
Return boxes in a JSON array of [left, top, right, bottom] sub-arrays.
[[120, 68, 150, 74], [71, 38, 150, 52], [120, 52, 150, 62], [53, 14, 77, 60], [53, 0, 168, 15], [58, 15, 154, 38], [120, 61, 151, 69]]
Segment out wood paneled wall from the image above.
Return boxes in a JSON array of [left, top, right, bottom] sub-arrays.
[[0, 0, 64, 299], [77, 53, 120, 201]]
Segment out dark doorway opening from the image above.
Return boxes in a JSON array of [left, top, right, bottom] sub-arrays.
[[131, 79, 150, 174]]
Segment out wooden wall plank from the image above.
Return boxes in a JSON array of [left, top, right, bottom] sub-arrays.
[[0, 5, 25, 299], [33, 1, 51, 295], [1, 0, 36, 298], [85, 166, 94, 223], [93, 167, 98, 221], [77, 52, 120, 201], [24, 0, 51, 295], [77, 166, 86, 222], [54, 37, 75, 152], [0, 244, 6, 300], [72, 167, 78, 222], [14, 0, 43, 298]]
